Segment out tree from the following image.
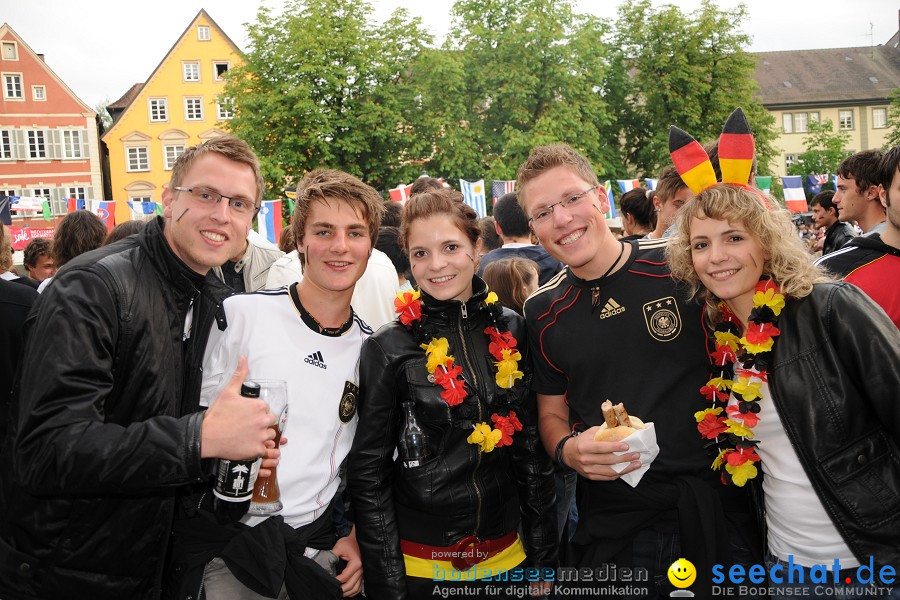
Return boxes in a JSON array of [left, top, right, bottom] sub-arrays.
[[786, 119, 851, 177], [94, 98, 113, 133], [223, 0, 431, 195], [884, 88, 900, 150], [609, 0, 776, 177], [409, 0, 620, 183]]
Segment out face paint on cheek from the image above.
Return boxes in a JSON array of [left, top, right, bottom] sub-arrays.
[[749, 254, 759, 268], [176, 208, 190, 223]]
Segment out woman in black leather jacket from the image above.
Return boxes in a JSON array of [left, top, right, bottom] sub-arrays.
[[666, 184, 900, 598], [348, 189, 557, 599]]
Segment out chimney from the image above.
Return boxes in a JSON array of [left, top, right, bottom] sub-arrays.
[[37, 53, 45, 62]]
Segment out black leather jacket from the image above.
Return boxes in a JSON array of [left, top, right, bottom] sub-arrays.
[[768, 282, 900, 569], [348, 278, 557, 599], [0, 217, 230, 600], [822, 220, 857, 255]]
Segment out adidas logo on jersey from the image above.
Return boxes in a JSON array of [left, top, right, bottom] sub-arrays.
[[599, 298, 625, 319], [305, 351, 327, 369]]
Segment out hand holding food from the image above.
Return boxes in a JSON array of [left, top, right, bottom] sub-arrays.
[[594, 400, 647, 442]]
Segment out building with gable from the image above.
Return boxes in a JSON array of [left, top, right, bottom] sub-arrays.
[[102, 10, 243, 222], [0, 23, 103, 217], [755, 23, 900, 175]]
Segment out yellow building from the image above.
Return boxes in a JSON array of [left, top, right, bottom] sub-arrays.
[[101, 10, 242, 222], [755, 30, 900, 176]]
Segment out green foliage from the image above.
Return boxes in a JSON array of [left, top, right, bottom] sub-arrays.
[[95, 98, 113, 133], [884, 88, 900, 150], [786, 119, 851, 177], [223, 0, 431, 195], [225, 0, 776, 195], [610, 0, 776, 176]]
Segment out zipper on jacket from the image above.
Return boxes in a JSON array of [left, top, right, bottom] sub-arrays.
[[457, 305, 484, 534]]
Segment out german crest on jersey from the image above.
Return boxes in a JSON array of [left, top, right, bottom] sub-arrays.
[[642, 297, 682, 342], [339, 381, 359, 423]]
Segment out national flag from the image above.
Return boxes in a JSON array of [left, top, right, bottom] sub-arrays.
[[141, 202, 157, 215], [601, 181, 616, 218], [388, 183, 413, 204], [617, 179, 641, 194], [460, 179, 487, 218], [256, 200, 283, 245], [0, 195, 11, 225], [806, 174, 830, 196], [67, 198, 85, 212], [42, 200, 51, 221], [755, 176, 772, 194], [156, 202, 164, 216], [781, 176, 807, 213], [491, 180, 516, 205], [645, 178, 657, 191], [93, 201, 116, 233]]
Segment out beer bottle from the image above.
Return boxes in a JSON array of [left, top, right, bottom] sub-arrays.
[[399, 401, 429, 468], [212, 381, 261, 521]]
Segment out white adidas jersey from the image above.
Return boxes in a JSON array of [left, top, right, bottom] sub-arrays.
[[200, 286, 371, 529]]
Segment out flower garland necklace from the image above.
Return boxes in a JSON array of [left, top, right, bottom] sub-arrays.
[[394, 288, 524, 453], [694, 278, 785, 486]]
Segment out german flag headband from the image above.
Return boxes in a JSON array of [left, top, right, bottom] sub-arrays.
[[669, 107, 755, 195]]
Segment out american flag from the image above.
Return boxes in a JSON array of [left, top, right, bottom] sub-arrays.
[[491, 180, 516, 205]]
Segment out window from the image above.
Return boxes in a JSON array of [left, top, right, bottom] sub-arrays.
[[164, 144, 185, 170], [67, 186, 87, 200], [197, 26, 211, 41], [1, 42, 17, 60], [149, 98, 168, 121], [62, 130, 83, 159], [30, 188, 52, 200], [32, 85, 46, 101], [782, 114, 793, 134], [184, 97, 203, 120], [27, 130, 47, 159], [3, 73, 23, 99], [781, 112, 819, 133], [0, 130, 12, 160], [213, 62, 229, 81], [130, 195, 152, 204], [785, 154, 798, 169], [1, 188, 17, 198], [873, 107, 887, 129], [217, 97, 234, 120], [839, 110, 854, 130], [127, 146, 149, 171], [183, 62, 200, 82]]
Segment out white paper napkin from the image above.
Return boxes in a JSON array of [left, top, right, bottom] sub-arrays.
[[609, 422, 659, 487]]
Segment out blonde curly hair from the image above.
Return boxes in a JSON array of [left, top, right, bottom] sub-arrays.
[[666, 184, 832, 320]]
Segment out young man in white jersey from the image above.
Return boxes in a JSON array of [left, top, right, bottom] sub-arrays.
[[166, 169, 384, 600]]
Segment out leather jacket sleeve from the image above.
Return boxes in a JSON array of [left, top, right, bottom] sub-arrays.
[[12, 268, 206, 495], [505, 314, 558, 569], [348, 335, 409, 600]]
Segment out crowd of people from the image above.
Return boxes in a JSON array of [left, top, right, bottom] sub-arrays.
[[0, 111, 898, 600]]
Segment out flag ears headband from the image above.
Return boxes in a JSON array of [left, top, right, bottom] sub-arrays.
[[668, 107, 755, 195]]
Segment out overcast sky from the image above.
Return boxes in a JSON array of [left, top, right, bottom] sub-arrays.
[[3, 0, 898, 110]]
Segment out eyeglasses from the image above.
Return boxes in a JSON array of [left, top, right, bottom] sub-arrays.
[[528, 185, 597, 227], [174, 187, 257, 216]]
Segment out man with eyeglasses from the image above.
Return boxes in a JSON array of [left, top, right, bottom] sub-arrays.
[[174, 187, 286, 293], [518, 144, 758, 599], [0, 135, 281, 600]]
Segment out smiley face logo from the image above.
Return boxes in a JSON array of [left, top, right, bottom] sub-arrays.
[[667, 558, 696, 589]]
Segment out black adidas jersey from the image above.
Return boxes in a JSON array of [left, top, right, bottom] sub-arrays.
[[523, 238, 715, 479]]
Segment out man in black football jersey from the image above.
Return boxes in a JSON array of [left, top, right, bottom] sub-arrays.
[[517, 144, 757, 599]]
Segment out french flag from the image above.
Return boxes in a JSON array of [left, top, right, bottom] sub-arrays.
[[782, 176, 808, 213], [617, 179, 641, 194], [257, 200, 283, 244], [645, 178, 657, 191]]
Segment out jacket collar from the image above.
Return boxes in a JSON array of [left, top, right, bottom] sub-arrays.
[[140, 217, 216, 300], [419, 275, 489, 325]]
